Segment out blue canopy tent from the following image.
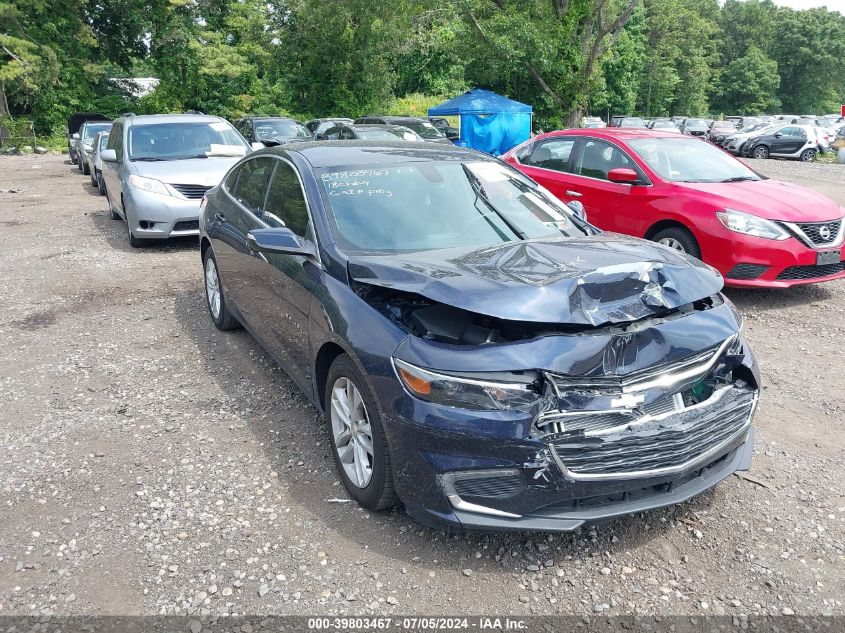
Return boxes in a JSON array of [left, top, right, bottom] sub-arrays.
[[428, 88, 532, 155]]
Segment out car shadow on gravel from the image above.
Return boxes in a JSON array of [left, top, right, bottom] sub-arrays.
[[87, 209, 199, 254], [170, 287, 725, 574], [725, 284, 834, 312]]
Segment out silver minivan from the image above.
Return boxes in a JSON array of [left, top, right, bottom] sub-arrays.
[[101, 113, 252, 247]]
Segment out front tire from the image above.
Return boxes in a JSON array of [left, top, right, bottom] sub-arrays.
[[96, 170, 106, 195], [652, 226, 702, 259], [202, 249, 238, 330], [800, 148, 816, 162], [325, 354, 397, 510], [126, 215, 147, 248], [77, 154, 84, 172], [752, 145, 769, 159]]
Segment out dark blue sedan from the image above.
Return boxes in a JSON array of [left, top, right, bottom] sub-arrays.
[[198, 141, 760, 532]]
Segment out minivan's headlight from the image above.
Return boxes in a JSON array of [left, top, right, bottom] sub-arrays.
[[716, 208, 790, 240], [393, 359, 538, 411], [128, 175, 171, 197]]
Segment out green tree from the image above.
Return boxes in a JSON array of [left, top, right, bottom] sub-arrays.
[[716, 45, 779, 114]]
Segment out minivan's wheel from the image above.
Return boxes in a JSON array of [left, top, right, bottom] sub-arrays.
[[325, 354, 397, 510], [126, 216, 147, 248], [752, 145, 769, 159], [652, 226, 702, 259], [800, 148, 816, 162], [96, 170, 106, 195], [82, 158, 90, 175], [202, 249, 238, 330], [90, 168, 98, 187], [77, 154, 84, 172]]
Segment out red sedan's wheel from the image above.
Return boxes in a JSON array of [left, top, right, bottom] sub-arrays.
[[652, 227, 702, 260]]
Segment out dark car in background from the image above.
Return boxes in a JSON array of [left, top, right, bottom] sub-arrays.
[[609, 116, 647, 128], [198, 140, 760, 531], [354, 116, 453, 144], [428, 116, 460, 140], [73, 120, 113, 173], [68, 112, 110, 162], [707, 120, 738, 145], [742, 124, 819, 161], [305, 118, 354, 137], [680, 118, 709, 137], [234, 116, 313, 146], [317, 124, 423, 141]]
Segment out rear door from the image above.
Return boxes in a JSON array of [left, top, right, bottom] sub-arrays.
[[514, 136, 579, 204], [211, 156, 276, 324], [566, 137, 649, 231]]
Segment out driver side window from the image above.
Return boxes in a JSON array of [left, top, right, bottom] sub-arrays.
[[264, 160, 310, 237], [575, 139, 641, 181]]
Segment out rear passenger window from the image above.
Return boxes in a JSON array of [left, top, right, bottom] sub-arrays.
[[232, 157, 274, 213], [524, 138, 576, 172], [264, 161, 309, 236]]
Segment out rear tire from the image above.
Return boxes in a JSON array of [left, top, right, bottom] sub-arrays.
[[97, 171, 106, 196], [652, 226, 702, 260], [82, 158, 90, 175], [752, 145, 769, 159], [325, 354, 398, 511], [202, 249, 239, 330]]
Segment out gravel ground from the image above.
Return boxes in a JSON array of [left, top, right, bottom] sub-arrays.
[[0, 154, 843, 619]]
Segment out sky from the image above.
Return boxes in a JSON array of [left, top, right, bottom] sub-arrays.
[[760, 0, 843, 9]]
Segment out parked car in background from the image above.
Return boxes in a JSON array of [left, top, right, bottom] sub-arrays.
[[707, 120, 738, 145], [608, 115, 647, 128], [87, 131, 110, 194], [742, 124, 820, 161], [234, 116, 313, 146], [199, 140, 760, 531], [679, 118, 709, 137], [75, 120, 113, 174], [428, 117, 460, 140], [100, 113, 252, 247], [318, 124, 423, 142], [354, 116, 453, 144], [581, 116, 606, 128], [723, 123, 776, 155], [305, 118, 354, 137], [68, 112, 109, 163], [503, 128, 845, 288], [648, 118, 680, 132]]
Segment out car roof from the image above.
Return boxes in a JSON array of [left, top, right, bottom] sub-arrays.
[[249, 116, 299, 121], [540, 128, 685, 141], [260, 141, 490, 168], [120, 114, 228, 125]]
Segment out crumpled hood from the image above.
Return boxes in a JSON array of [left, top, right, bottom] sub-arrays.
[[132, 157, 242, 187], [348, 235, 723, 326], [678, 178, 843, 222]]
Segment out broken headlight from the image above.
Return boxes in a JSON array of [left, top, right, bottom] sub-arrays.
[[393, 358, 538, 411]]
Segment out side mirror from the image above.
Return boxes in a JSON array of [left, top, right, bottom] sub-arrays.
[[72, 133, 80, 140], [100, 149, 117, 162], [566, 200, 587, 221], [608, 168, 640, 184], [247, 228, 316, 257], [251, 142, 265, 151]]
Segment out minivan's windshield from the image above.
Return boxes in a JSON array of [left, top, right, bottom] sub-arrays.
[[128, 122, 248, 160], [397, 121, 444, 139], [254, 119, 312, 140], [628, 137, 762, 183], [317, 161, 588, 253], [83, 123, 112, 139]]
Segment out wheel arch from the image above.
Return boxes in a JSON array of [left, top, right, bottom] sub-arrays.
[[643, 218, 697, 241], [200, 236, 212, 260], [314, 341, 349, 412]]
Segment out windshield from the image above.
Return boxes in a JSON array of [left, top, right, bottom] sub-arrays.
[[83, 123, 112, 140], [685, 119, 707, 127], [254, 119, 312, 140], [651, 120, 676, 128], [628, 138, 762, 183], [99, 134, 110, 150], [397, 121, 444, 139], [356, 128, 419, 141], [712, 122, 735, 129], [620, 117, 646, 128], [317, 161, 588, 253], [128, 121, 248, 160]]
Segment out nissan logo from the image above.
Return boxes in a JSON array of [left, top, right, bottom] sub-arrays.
[[819, 225, 832, 240]]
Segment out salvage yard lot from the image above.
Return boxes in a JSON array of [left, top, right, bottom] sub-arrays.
[[0, 154, 843, 617]]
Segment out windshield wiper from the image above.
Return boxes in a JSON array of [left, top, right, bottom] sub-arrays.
[[721, 176, 758, 183], [461, 164, 528, 240], [131, 157, 169, 161]]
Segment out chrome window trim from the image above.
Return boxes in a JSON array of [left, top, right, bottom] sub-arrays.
[[780, 217, 845, 250]]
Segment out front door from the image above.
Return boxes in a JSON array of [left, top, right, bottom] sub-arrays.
[[771, 126, 806, 155]]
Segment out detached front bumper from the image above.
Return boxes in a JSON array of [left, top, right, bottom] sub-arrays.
[[124, 188, 201, 239]]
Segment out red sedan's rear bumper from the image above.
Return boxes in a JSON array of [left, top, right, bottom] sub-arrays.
[[706, 234, 845, 288]]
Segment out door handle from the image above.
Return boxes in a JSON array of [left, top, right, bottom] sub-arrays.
[[566, 190, 583, 197], [214, 212, 226, 223]]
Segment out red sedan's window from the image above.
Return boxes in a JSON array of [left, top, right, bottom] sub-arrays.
[[524, 138, 576, 172], [575, 140, 638, 181]]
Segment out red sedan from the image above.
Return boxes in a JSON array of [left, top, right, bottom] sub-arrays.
[[502, 128, 845, 288]]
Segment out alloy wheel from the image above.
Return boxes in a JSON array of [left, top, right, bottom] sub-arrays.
[[753, 146, 768, 159], [800, 149, 816, 162], [205, 258, 222, 319], [330, 377, 374, 488], [658, 237, 686, 253]]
